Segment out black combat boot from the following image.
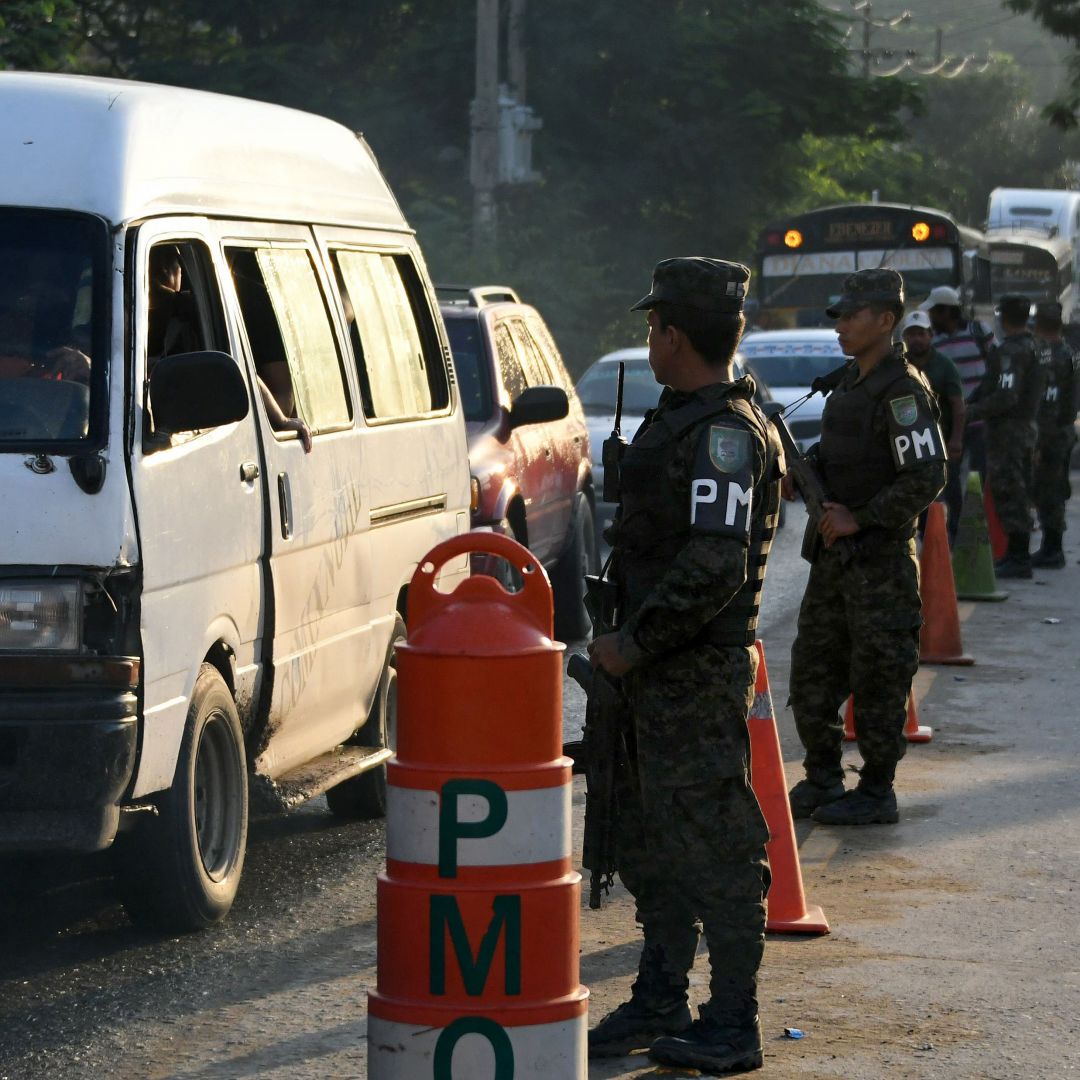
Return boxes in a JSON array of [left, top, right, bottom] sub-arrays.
[[787, 777, 845, 820], [649, 1015, 763, 1073], [1032, 529, 1066, 569], [995, 533, 1033, 579], [588, 936, 695, 1058], [811, 782, 898, 825]]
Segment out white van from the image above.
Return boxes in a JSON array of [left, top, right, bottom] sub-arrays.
[[0, 73, 470, 929]]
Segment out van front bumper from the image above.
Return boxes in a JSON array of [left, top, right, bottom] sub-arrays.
[[0, 656, 139, 853]]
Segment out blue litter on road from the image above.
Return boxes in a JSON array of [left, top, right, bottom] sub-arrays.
[[784, 1027, 805, 1039]]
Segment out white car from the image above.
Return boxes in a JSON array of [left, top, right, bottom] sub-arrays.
[[576, 347, 769, 539], [736, 329, 848, 452]]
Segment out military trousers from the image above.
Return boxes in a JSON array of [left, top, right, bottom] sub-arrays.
[[615, 643, 770, 1025], [789, 541, 921, 793], [985, 422, 1035, 536], [1033, 425, 1076, 535]]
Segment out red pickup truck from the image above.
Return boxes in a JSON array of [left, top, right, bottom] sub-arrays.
[[440, 286, 598, 639]]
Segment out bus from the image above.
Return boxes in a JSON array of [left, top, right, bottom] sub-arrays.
[[755, 202, 991, 328], [988, 230, 1075, 320]]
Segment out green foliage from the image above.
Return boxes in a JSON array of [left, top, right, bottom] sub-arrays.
[[0, 1, 82, 70], [1008, 0, 1080, 125]]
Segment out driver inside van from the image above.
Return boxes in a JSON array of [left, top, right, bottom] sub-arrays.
[[148, 244, 312, 452]]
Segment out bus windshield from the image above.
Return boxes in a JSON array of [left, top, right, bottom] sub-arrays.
[[990, 248, 1062, 302], [0, 211, 106, 447]]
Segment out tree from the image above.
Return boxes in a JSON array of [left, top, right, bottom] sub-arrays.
[[0, 1, 83, 70], [1007, 0, 1080, 126]]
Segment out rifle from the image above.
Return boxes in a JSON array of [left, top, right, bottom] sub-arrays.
[[768, 409, 855, 565]]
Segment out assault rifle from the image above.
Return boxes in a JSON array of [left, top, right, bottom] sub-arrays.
[[768, 404, 855, 566], [564, 555, 627, 909]]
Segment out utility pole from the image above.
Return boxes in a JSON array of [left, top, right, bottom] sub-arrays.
[[851, 0, 912, 78], [471, 0, 500, 260], [507, 0, 526, 104]]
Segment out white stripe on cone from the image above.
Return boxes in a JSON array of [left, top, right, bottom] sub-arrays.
[[386, 784, 571, 868]]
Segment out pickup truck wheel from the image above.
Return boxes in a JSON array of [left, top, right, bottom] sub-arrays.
[[326, 616, 405, 821], [113, 664, 248, 932], [553, 493, 599, 641]]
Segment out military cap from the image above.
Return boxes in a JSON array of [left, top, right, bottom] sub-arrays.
[[631, 257, 750, 314], [825, 268, 905, 318], [1034, 300, 1063, 325], [996, 293, 1033, 323]]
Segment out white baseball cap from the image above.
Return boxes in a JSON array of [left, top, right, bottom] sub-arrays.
[[919, 285, 962, 310], [901, 310, 933, 334]]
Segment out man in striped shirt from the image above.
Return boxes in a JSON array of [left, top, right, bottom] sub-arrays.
[[924, 285, 994, 482]]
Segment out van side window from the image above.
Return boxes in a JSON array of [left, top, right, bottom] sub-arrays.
[[493, 322, 527, 405], [525, 315, 573, 392], [144, 239, 230, 447], [227, 246, 352, 433], [331, 250, 450, 421]]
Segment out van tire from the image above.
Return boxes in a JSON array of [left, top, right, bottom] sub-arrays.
[[326, 616, 406, 821], [552, 493, 598, 641], [113, 664, 248, 932]]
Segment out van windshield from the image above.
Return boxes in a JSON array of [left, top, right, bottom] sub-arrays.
[[0, 211, 106, 447]]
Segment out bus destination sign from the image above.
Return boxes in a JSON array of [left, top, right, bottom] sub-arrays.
[[826, 219, 897, 245]]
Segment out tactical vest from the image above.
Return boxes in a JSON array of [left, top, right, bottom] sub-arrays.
[[818, 355, 912, 513], [616, 389, 780, 649]]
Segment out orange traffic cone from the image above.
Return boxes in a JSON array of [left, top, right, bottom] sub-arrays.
[[919, 501, 974, 665], [844, 693, 931, 743], [984, 483, 1008, 562], [750, 641, 829, 935]]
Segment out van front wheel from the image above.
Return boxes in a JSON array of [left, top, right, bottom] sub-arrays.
[[114, 664, 248, 932]]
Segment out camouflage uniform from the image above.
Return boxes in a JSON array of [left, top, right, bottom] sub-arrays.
[[1033, 337, 1077, 536], [967, 320, 1044, 540], [789, 270, 946, 815], [604, 259, 783, 1033]]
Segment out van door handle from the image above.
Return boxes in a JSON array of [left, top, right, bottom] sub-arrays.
[[240, 461, 260, 482], [277, 473, 293, 540]]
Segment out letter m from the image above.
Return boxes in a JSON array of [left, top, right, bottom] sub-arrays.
[[429, 895, 522, 996], [912, 428, 936, 460]]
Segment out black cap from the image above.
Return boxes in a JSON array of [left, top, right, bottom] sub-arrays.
[[825, 268, 905, 318], [1034, 300, 1063, 325], [997, 294, 1033, 323], [631, 257, 750, 314]]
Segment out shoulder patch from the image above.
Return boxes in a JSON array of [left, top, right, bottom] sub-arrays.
[[889, 394, 919, 427], [708, 425, 751, 473]]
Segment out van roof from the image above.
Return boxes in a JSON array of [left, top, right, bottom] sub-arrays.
[[0, 72, 408, 231]]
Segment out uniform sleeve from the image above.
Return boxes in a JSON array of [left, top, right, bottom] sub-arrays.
[[849, 381, 946, 530], [968, 341, 1040, 421], [617, 423, 762, 663], [1062, 349, 1079, 426]]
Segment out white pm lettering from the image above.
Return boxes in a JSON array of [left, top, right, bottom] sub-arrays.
[[726, 483, 752, 527], [895, 427, 938, 466], [691, 479, 718, 524], [1000, 371, 1015, 390], [1046, 385, 1060, 402]]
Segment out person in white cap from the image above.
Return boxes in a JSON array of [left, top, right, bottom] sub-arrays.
[[901, 309, 966, 544], [922, 284, 993, 487]]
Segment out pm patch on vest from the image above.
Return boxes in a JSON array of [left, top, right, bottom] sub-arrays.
[[689, 423, 755, 539], [886, 392, 946, 471]]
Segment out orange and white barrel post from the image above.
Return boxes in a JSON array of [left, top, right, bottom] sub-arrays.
[[368, 533, 588, 1079]]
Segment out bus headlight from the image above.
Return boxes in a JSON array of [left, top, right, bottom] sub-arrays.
[[0, 580, 83, 651]]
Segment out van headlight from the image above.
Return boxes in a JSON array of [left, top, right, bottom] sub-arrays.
[[0, 580, 83, 651]]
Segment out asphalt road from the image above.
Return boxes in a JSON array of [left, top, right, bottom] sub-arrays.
[[0, 511, 815, 1079]]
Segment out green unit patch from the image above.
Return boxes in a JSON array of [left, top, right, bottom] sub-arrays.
[[889, 394, 919, 427], [708, 425, 750, 473]]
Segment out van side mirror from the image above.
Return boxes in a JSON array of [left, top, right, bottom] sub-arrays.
[[508, 385, 569, 430], [148, 351, 250, 434]]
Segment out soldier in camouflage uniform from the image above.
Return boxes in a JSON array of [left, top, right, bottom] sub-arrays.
[[787, 270, 947, 827], [587, 258, 784, 1075], [1031, 301, 1077, 568], [967, 294, 1045, 578]]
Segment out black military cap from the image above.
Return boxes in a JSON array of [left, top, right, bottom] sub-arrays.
[[631, 257, 750, 314], [996, 294, 1033, 323], [1034, 300, 1063, 325], [825, 268, 904, 318]]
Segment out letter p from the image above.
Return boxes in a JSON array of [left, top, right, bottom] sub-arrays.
[[439, 779, 508, 878], [691, 479, 719, 524]]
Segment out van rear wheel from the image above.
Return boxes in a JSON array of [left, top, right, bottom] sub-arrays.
[[326, 616, 405, 821], [114, 664, 248, 932]]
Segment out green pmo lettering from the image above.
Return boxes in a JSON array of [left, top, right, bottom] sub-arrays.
[[439, 778, 508, 878], [433, 1016, 514, 1079], [429, 895, 522, 996]]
